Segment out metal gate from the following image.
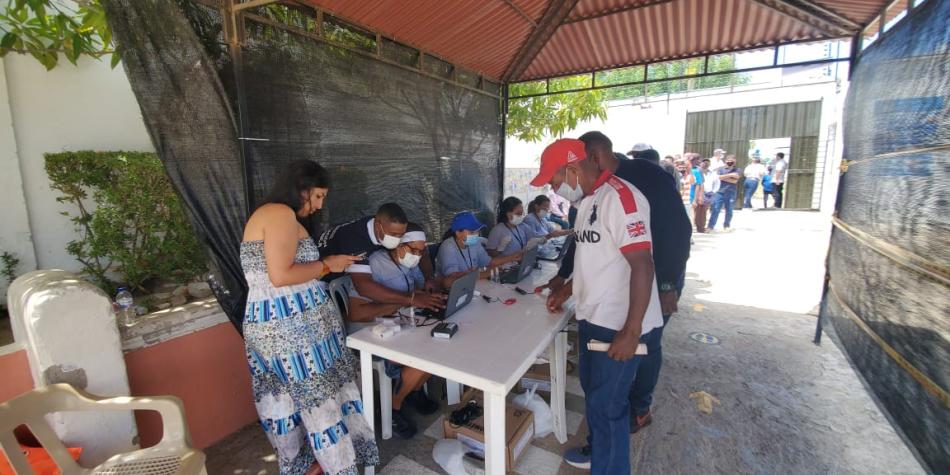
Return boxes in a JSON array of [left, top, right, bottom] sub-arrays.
[[684, 101, 822, 209]]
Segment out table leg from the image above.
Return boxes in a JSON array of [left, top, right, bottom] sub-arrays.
[[446, 379, 462, 405], [549, 330, 568, 443], [484, 391, 506, 474], [359, 352, 376, 475]]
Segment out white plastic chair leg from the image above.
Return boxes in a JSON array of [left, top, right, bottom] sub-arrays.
[[373, 360, 393, 440]]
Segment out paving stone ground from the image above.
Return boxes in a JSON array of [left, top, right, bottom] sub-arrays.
[[206, 210, 925, 475]]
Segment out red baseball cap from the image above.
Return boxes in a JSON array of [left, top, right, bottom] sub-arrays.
[[530, 138, 587, 187]]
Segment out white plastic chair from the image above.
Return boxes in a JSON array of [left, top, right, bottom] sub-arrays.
[[0, 383, 206, 474], [328, 276, 395, 440]]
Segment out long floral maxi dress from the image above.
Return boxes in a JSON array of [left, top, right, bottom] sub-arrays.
[[240, 238, 379, 475]]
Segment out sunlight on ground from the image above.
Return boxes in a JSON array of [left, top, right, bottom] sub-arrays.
[[687, 210, 832, 315]]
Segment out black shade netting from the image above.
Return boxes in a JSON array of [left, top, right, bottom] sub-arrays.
[[821, 0, 949, 471], [104, 1, 502, 334], [102, 0, 249, 332], [235, 18, 502, 238]]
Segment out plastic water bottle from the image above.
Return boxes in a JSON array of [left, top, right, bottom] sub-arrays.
[[115, 287, 135, 327]]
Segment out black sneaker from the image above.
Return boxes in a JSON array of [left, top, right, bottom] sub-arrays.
[[405, 390, 440, 415], [391, 408, 417, 439], [563, 445, 592, 469]]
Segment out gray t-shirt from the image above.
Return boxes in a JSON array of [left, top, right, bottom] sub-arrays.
[[347, 249, 423, 333], [772, 158, 788, 184], [487, 222, 527, 257], [436, 237, 491, 276]]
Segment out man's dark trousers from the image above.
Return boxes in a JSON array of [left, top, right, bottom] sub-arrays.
[[773, 182, 784, 208], [629, 273, 684, 418], [580, 320, 660, 474]]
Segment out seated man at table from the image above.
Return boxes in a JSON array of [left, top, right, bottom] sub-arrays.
[[435, 211, 522, 288], [346, 224, 442, 439], [318, 202, 441, 301]]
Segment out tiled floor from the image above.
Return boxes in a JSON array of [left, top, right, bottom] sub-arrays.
[[206, 211, 925, 474]]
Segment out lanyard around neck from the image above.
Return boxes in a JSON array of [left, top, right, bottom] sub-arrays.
[[507, 224, 524, 249], [388, 252, 414, 293], [454, 238, 474, 269]]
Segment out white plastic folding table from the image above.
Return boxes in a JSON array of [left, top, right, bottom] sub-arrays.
[[346, 263, 572, 474]]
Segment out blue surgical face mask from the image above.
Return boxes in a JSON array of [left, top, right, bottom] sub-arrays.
[[464, 234, 480, 247]]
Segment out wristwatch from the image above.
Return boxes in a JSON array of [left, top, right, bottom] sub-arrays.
[[659, 282, 676, 293]]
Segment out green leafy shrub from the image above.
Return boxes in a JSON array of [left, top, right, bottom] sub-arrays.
[[1, 250, 17, 285], [45, 151, 207, 293]]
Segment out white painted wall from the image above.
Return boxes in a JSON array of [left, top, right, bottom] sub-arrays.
[[0, 60, 36, 302], [505, 66, 848, 212], [1, 54, 153, 274]]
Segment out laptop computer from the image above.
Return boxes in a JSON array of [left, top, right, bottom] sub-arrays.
[[500, 245, 539, 284], [416, 269, 478, 320], [538, 235, 574, 261]]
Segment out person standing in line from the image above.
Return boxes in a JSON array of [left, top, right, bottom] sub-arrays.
[[694, 158, 718, 233], [535, 138, 665, 474], [545, 185, 572, 229], [240, 160, 378, 475], [761, 166, 774, 208], [742, 157, 768, 208], [771, 152, 788, 208], [541, 133, 690, 465], [709, 148, 726, 172], [708, 155, 740, 232], [674, 157, 693, 218], [688, 153, 710, 234]]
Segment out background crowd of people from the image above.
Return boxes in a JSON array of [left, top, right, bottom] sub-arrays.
[[657, 148, 790, 233]]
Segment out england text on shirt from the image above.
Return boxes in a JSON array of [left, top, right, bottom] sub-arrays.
[[572, 174, 664, 335]]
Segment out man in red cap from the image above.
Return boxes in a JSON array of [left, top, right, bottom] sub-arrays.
[[532, 138, 665, 474]]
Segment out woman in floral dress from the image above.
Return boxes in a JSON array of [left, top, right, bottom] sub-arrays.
[[240, 160, 379, 474]]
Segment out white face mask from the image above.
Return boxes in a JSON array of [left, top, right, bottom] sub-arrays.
[[510, 214, 525, 225], [539, 210, 550, 219], [399, 250, 421, 268], [376, 221, 402, 249], [555, 181, 584, 203]]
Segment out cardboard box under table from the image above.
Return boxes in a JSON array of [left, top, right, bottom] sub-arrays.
[[519, 363, 551, 393], [442, 390, 535, 470]]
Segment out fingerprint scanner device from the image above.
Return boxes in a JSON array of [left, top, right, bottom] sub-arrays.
[[431, 322, 459, 339], [416, 270, 478, 320]]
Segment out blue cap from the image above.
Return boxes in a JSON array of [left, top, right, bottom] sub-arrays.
[[450, 212, 484, 232]]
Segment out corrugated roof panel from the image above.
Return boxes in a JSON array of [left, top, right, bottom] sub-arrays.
[[568, 0, 662, 20], [303, 0, 550, 80], [297, 0, 893, 83], [519, 0, 826, 81], [812, 0, 890, 25]]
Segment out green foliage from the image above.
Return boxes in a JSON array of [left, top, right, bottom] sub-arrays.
[[507, 75, 608, 143], [0, 251, 19, 285], [0, 0, 113, 70], [45, 151, 207, 293], [506, 55, 750, 142]]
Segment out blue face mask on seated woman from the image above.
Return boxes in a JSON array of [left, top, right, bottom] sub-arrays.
[[464, 234, 480, 247]]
